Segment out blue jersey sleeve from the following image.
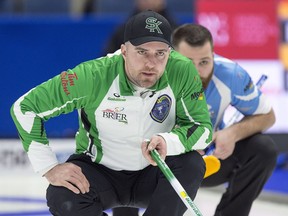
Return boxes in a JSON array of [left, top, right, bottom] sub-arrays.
[[230, 64, 261, 116], [206, 55, 271, 131]]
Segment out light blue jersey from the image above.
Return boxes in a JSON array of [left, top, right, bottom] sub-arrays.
[[205, 55, 272, 131]]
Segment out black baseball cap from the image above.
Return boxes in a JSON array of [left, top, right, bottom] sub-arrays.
[[124, 10, 172, 46]]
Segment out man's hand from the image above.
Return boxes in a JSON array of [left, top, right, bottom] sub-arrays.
[[44, 163, 90, 194], [141, 135, 167, 166], [213, 128, 236, 160]]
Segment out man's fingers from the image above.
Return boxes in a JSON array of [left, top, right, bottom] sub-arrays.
[[214, 148, 231, 160], [141, 141, 157, 166], [71, 169, 90, 193], [64, 175, 88, 194], [157, 149, 166, 161], [147, 141, 156, 151], [45, 163, 90, 194], [63, 164, 90, 193], [142, 137, 167, 166], [61, 180, 81, 194], [147, 141, 164, 165], [58, 173, 89, 194]]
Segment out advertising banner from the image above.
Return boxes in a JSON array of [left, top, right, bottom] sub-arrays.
[[196, 0, 279, 59]]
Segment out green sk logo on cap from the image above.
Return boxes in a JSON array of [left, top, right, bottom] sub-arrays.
[[145, 17, 163, 34]]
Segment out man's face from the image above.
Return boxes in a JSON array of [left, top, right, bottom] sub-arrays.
[[121, 41, 170, 88], [175, 40, 214, 89]]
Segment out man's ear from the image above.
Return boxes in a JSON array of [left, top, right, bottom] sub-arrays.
[[121, 44, 127, 59]]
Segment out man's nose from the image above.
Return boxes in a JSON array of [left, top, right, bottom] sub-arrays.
[[145, 55, 156, 69]]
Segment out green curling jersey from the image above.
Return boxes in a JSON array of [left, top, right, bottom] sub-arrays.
[[11, 50, 212, 175]]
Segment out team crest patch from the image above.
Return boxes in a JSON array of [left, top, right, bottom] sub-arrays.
[[150, 94, 172, 123]]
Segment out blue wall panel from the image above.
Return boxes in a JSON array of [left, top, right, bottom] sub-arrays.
[[0, 16, 124, 137]]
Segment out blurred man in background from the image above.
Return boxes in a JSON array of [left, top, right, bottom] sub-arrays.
[[172, 23, 277, 216]]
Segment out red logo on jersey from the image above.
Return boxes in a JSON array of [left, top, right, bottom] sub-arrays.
[[60, 71, 78, 95]]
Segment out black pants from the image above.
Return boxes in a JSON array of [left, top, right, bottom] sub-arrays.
[[113, 134, 278, 216], [46, 151, 205, 216], [202, 133, 278, 216]]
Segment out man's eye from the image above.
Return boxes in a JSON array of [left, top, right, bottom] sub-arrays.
[[138, 50, 146, 55], [156, 52, 165, 56], [200, 61, 208, 66]]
